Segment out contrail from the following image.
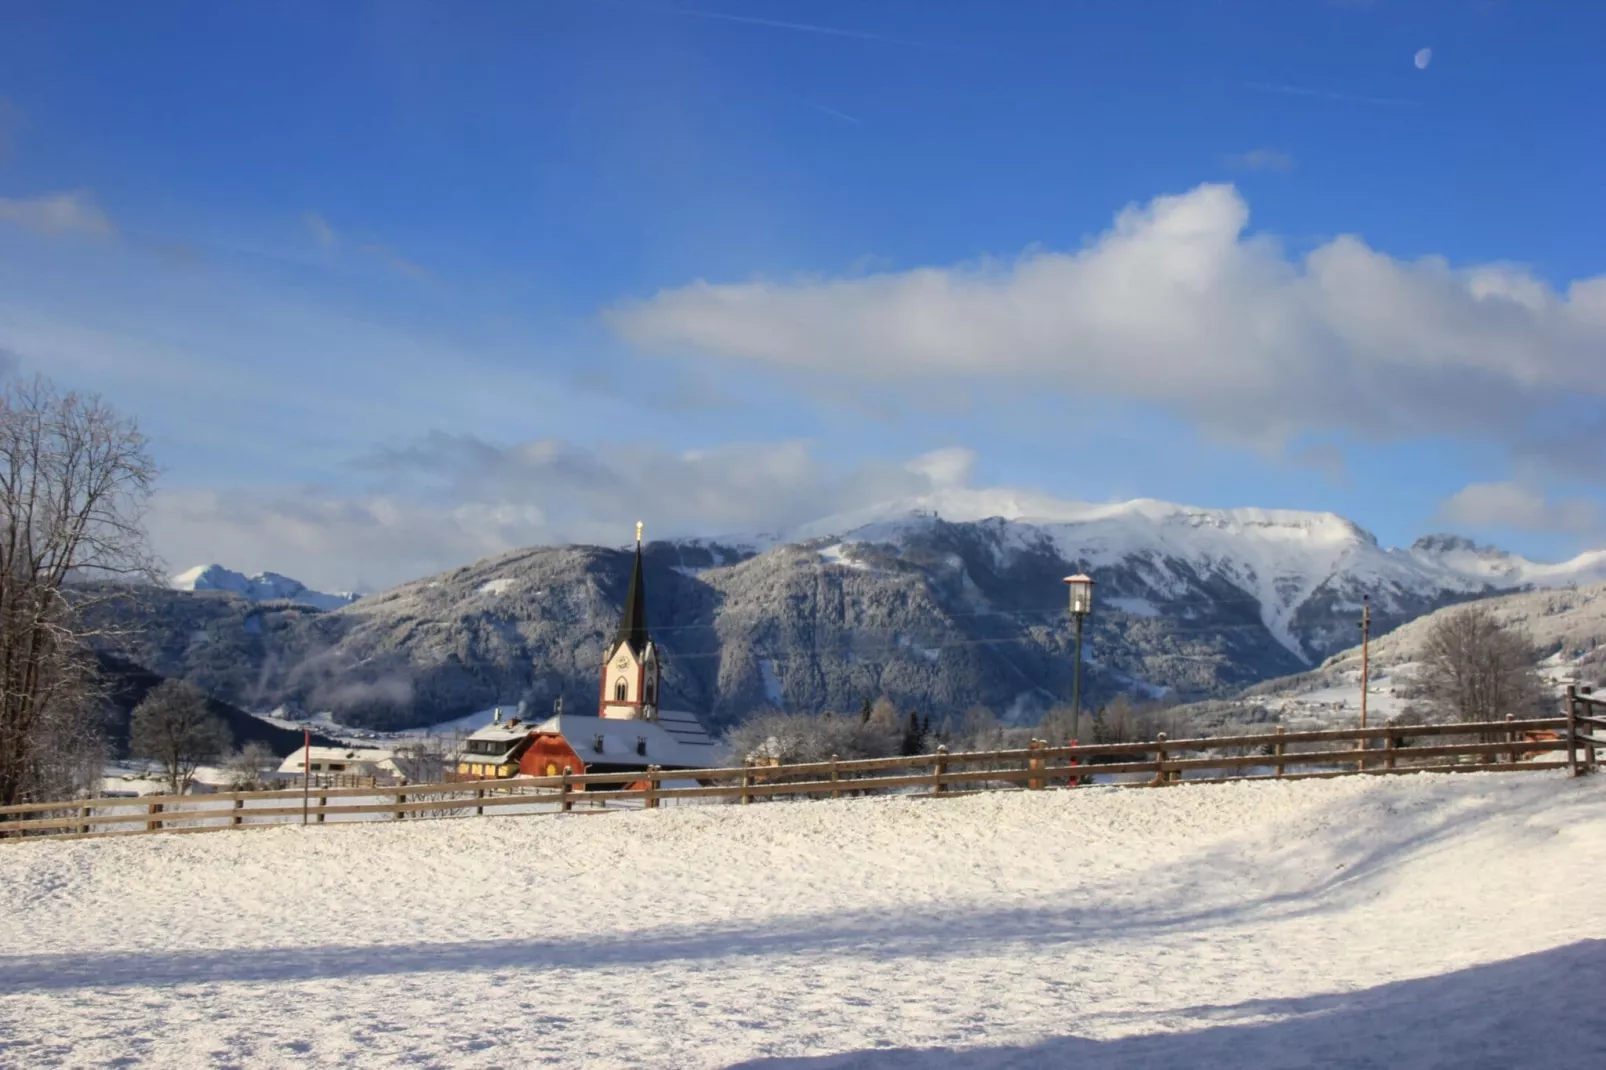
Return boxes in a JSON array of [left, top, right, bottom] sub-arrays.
[[806, 101, 862, 125], [578, 0, 979, 53], [1244, 81, 1421, 109]]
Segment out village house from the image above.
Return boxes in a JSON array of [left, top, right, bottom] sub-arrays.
[[455, 525, 720, 783], [277, 746, 404, 784]]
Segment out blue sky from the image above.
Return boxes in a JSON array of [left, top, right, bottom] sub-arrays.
[[2, 0, 1603, 591]]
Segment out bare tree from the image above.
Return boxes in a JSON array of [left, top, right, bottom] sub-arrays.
[[129, 680, 231, 794], [1411, 603, 1550, 730], [222, 740, 278, 791], [727, 707, 899, 767], [1038, 704, 1079, 744], [0, 376, 158, 807], [391, 734, 458, 785]]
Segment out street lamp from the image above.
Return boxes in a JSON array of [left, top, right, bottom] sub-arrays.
[[1063, 573, 1095, 742]]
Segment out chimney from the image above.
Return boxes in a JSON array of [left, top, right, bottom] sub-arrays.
[[493, 706, 502, 724]]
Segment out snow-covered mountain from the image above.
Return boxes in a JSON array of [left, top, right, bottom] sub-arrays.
[[121, 494, 1605, 732], [761, 491, 1606, 661], [170, 564, 362, 612], [1197, 579, 1606, 732]]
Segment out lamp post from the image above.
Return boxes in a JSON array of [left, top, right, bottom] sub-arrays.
[[1063, 574, 1095, 742]]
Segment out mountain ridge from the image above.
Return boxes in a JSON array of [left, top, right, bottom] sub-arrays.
[[102, 495, 1606, 734], [171, 564, 364, 613]]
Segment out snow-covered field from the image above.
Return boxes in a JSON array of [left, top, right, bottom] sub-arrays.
[[1, 772, 1603, 1068]]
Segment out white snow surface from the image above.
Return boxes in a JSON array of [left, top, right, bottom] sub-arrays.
[[171, 564, 362, 612], [2, 772, 1603, 1068]]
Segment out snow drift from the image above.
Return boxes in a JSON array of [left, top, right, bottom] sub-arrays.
[[1, 771, 1602, 1067]]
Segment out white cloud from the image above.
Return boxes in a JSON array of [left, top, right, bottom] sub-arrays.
[[360, 242, 428, 280], [149, 438, 963, 591], [0, 190, 113, 237], [1437, 481, 1601, 534], [608, 183, 1606, 470], [302, 212, 427, 279], [302, 212, 338, 248], [147, 488, 521, 595], [1224, 148, 1294, 173], [904, 446, 976, 489]]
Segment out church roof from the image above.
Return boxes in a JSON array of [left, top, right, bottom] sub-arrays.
[[613, 541, 651, 656], [533, 713, 720, 769]]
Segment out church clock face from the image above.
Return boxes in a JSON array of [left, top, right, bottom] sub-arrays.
[[615, 655, 629, 668]]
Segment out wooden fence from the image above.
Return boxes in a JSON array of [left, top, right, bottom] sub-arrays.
[[1568, 686, 1604, 776], [0, 715, 1591, 844]]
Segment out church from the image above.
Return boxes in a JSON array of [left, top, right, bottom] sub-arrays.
[[455, 525, 720, 782]]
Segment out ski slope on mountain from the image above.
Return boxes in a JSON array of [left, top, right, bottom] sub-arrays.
[[1, 773, 1602, 1068]]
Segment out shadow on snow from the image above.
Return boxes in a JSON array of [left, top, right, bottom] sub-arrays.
[[726, 940, 1606, 1069], [0, 776, 1594, 995]]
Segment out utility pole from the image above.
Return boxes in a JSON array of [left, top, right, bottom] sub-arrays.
[[1358, 597, 1371, 771], [1359, 596, 1371, 730]]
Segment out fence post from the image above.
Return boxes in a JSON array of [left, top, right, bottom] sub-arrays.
[[1273, 726, 1285, 778], [475, 787, 485, 817], [933, 745, 948, 795], [394, 790, 406, 821], [645, 766, 659, 810], [1587, 690, 1601, 775], [146, 801, 162, 832], [231, 798, 244, 827], [317, 793, 328, 824], [1385, 728, 1397, 771], [79, 804, 92, 835], [1505, 713, 1517, 765], [1567, 686, 1579, 777], [560, 769, 573, 813], [1028, 739, 1044, 790], [829, 754, 841, 800], [1154, 733, 1169, 785], [740, 766, 753, 805]]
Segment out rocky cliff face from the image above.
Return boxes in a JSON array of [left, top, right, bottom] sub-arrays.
[[87, 500, 1606, 734]]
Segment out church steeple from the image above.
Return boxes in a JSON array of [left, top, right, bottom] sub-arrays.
[[614, 524, 650, 656], [599, 522, 660, 721]]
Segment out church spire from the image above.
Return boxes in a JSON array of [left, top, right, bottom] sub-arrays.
[[614, 521, 650, 656]]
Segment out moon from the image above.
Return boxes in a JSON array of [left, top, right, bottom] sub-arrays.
[[1414, 47, 1433, 70]]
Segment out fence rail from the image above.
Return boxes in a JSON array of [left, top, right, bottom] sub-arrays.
[[1568, 686, 1604, 777], [0, 715, 1589, 844]]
